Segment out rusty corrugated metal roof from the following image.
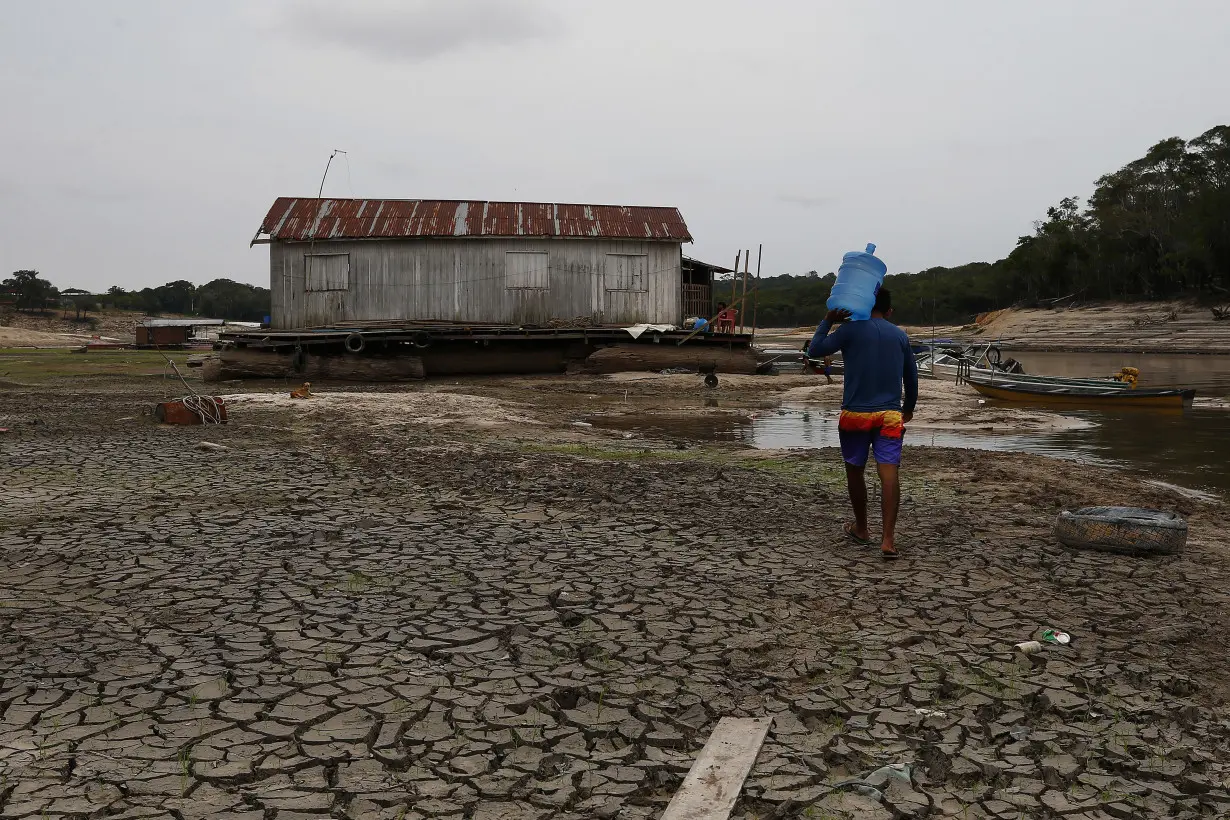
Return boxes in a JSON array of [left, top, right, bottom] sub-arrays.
[[255, 198, 692, 243]]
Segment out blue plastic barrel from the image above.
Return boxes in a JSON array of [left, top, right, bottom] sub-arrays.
[[826, 243, 887, 321]]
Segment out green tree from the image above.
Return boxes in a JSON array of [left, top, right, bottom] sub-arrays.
[[1, 270, 58, 312], [152, 280, 196, 314], [196, 279, 271, 322]]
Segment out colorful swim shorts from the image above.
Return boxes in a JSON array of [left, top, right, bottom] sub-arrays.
[[838, 409, 905, 467]]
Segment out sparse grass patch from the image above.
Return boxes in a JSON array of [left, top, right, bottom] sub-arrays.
[[0, 348, 193, 382]]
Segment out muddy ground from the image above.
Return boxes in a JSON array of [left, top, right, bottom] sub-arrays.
[[2, 370, 1230, 819]]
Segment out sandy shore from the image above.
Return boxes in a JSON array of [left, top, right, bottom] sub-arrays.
[[761, 300, 1230, 354], [0, 308, 157, 346], [0, 326, 108, 348], [966, 302, 1230, 354]]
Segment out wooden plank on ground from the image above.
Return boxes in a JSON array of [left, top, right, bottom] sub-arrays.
[[660, 716, 773, 820]]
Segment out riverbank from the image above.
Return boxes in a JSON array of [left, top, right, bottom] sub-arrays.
[[966, 301, 1230, 354], [2, 369, 1229, 818], [0, 308, 160, 348], [761, 300, 1230, 355]]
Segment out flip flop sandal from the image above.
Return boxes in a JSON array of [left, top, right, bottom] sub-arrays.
[[843, 522, 872, 545], [881, 546, 900, 560]]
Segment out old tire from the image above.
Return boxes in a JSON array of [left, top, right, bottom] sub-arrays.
[[1055, 507, 1187, 556], [344, 333, 365, 353]]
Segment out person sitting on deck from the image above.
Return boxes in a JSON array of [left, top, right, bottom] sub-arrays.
[[714, 302, 738, 333]]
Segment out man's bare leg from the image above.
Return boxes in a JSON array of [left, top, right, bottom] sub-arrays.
[[845, 463, 871, 541], [877, 462, 900, 553]]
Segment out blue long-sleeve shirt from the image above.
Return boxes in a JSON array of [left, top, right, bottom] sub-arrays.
[[808, 317, 918, 414]]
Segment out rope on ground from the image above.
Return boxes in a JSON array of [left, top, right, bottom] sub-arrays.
[[159, 347, 222, 424], [182, 394, 225, 425]]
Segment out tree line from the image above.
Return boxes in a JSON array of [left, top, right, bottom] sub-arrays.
[[754, 124, 1230, 327], [7, 126, 1228, 329], [0, 271, 271, 323]]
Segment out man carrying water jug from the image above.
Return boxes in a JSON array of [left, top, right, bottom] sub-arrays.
[[807, 287, 918, 560]]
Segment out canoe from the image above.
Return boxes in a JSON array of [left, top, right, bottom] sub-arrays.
[[756, 348, 844, 375], [968, 381, 1195, 409]]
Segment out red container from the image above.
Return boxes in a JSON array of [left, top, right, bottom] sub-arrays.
[[154, 398, 228, 425]]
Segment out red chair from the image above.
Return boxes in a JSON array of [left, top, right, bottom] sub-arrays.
[[715, 308, 738, 333]]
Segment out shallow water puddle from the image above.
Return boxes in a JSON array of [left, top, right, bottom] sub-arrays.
[[589, 404, 1230, 498]]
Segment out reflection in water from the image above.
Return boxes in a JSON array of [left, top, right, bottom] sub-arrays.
[[590, 414, 746, 443], [753, 406, 1230, 495], [590, 404, 1230, 496]]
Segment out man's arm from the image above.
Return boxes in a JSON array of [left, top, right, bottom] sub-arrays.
[[807, 309, 850, 358], [902, 336, 919, 421]]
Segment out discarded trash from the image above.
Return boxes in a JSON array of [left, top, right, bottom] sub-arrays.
[[290, 382, 312, 399], [833, 762, 912, 803], [1008, 725, 1030, 741], [571, 421, 593, 427], [196, 441, 229, 452], [914, 708, 947, 718], [1042, 629, 1071, 645], [1015, 640, 1043, 654], [0, 428, 9, 434], [1055, 506, 1187, 556]]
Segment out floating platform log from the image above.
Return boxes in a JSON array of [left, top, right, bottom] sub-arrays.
[[212, 322, 753, 381]]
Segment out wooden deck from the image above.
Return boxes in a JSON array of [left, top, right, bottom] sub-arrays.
[[219, 321, 753, 351]]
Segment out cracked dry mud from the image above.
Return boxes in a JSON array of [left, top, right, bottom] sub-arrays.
[[2, 379, 1230, 819]]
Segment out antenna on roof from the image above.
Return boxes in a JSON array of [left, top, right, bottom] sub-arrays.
[[317, 150, 347, 202], [307, 150, 347, 268]]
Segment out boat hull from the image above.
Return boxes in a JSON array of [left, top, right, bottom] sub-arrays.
[[921, 360, 1131, 389], [968, 382, 1195, 409]]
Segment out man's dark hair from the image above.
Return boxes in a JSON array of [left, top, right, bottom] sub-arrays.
[[717, 301, 726, 308], [873, 287, 892, 314]]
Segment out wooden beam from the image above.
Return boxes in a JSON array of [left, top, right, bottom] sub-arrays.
[[739, 250, 750, 333], [751, 244, 762, 339], [660, 716, 773, 820]]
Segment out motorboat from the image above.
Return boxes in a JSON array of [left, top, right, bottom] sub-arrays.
[[968, 380, 1195, 409], [917, 344, 1135, 390]]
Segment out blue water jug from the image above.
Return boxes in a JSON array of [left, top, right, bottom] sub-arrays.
[[826, 243, 887, 321]]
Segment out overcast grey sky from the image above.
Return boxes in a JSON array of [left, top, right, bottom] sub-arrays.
[[2, 0, 1229, 291]]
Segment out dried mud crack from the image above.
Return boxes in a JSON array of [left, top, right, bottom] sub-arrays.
[[2, 382, 1230, 819]]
